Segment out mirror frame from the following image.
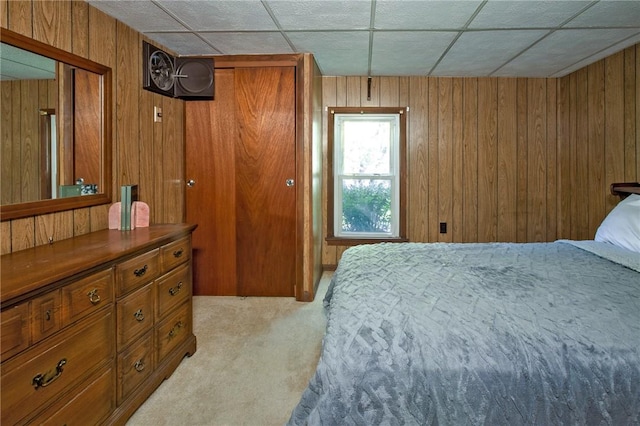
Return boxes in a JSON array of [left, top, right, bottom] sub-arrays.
[[0, 28, 112, 221]]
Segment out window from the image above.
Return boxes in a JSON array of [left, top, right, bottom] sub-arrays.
[[327, 107, 407, 244]]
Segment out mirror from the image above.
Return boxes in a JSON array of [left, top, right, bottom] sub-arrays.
[[1, 28, 112, 221]]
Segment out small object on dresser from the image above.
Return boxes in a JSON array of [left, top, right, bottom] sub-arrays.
[[120, 185, 139, 231], [133, 201, 150, 228]]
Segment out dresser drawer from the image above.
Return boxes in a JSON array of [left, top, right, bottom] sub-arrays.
[[156, 263, 192, 320], [1, 309, 113, 426], [1, 302, 29, 361], [116, 249, 160, 296], [31, 290, 62, 344], [39, 364, 115, 426], [160, 236, 191, 272], [118, 330, 154, 404], [117, 283, 154, 349], [62, 268, 114, 327], [156, 301, 191, 362]]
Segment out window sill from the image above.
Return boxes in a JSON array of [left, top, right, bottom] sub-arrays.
[[326, 236, 409, 246]]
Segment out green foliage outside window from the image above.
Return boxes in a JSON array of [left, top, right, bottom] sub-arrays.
[[341, 180, 391, 233]]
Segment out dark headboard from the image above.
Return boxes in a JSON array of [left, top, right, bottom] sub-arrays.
[[611, 182, 640, 199]]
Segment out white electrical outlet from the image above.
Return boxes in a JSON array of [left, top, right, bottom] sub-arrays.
[[154, 106, 162, 123]]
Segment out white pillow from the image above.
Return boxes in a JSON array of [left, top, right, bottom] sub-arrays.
[[595, 194, 640, 253]]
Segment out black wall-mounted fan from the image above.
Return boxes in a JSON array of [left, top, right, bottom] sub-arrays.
[[142, 41, 214, 100]]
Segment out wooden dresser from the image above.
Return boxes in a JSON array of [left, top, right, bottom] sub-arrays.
[[1, 224, 197, 425]]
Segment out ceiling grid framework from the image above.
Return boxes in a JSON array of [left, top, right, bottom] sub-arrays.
[[87, 0, 640, 77]]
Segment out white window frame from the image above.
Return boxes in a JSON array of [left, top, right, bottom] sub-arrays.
[[333, 113, 401, 239]]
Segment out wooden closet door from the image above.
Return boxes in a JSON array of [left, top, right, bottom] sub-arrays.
[[185, 67, 296, 297], [234, 67, 296, 297], [186, 69, 237, 296]]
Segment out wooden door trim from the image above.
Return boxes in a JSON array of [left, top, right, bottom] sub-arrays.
[[294, 55, 305, 301]]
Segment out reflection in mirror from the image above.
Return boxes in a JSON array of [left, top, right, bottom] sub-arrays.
[[0, 28, 112, 221]]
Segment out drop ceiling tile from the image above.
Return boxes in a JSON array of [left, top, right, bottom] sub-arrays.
[[553, 32, 640, 77], [433, 30, 548, 76], [88, 0, 186, 32], [145, 33, 221, 56], [495, 28, 640, 77], [286, 31, 369, 75], [375, 0, 482, 30], [200, 32, 293, 55], [156, 0, 277, 31], [371, 31, 457, 76], [469, 1, 592, 29], [565, 0, 640, 28], [266, 0, 371, 30]]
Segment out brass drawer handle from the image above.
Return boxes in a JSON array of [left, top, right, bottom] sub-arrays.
[[87, 288, 101, 305], [133, 265, 148, 277], [168, 321, 184, 338], [173, 248, 184, 258], [32, 358, 67, 389], [134, 359, 145, 372], [169, 282, 183, 296], [133, 309, 145, 322]]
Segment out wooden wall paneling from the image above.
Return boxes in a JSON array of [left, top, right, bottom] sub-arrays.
[[35, 211, 73, 246], [1, 0, 7, 28], [546, 79, 557, 241], [637, 44, 640, 178], [557, 75, 572, 239], [10, 217, 35, 252], [567, 73, 578, 240], [139, 82, 156, 223], [623, 45, 637, 182], [437, 78, 453, 243], [605, 51, 626, 213], [10, 77, 21, 205], [527, 78, 547, 242], [7, 0, 32, 36], [1, 82, 12, 205], [575, 68, 590, 239], [451, 78, 463, 242], [462, 78, 478, 242], [152, 94, 164, 224], [32, 0, 71, 50], [427, 78, 439, 242], [73, 208, 91, 236], [115, 22, 140, 200], [333, 76, 348, 262], [89, 204, 109, 232], [587, 61, 606, 236], [88, 6, 117, 204], [407, 77, 429, 242], [516, 78, 529, 242], [1, 221, 10, 255], [379, 77, 399, 106], [321, 77, 337, 267], [71, 0, 89, 57], [162, 97, 185, 223], [21, 80, 40, 203], [477, 78, 498, 242], [346, 76, 361, 106], [497, 78, 517, 242]]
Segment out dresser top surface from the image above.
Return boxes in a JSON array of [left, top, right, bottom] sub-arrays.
[[1, 224, 197, 305]]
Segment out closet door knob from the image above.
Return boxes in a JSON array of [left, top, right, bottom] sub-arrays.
[[187, 179, 196, 187], [286, 179, 294, 187]]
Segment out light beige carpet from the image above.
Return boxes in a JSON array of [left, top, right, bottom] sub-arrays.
[[126, 272, 331, 426]]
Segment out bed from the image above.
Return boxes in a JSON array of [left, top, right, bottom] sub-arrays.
[[289, 186, 640, 425]]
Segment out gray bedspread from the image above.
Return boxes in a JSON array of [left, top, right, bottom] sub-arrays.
[[288, 241, 640, 425]]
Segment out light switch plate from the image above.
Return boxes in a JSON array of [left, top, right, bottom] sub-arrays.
[[154, 106, 162, 123]]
